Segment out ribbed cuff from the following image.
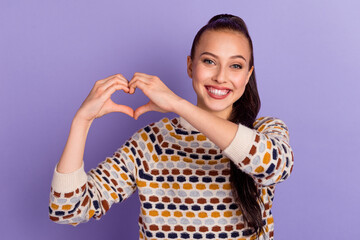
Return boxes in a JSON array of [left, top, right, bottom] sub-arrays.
[[51, 161, 88, 193], [222, 124, 256, 164]]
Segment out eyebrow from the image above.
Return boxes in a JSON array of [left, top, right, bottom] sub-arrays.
[[200, 51, 247, 62]]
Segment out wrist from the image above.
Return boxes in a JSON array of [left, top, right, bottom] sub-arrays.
[[72, 113, 93, 129], [172, 98, 191, 115]]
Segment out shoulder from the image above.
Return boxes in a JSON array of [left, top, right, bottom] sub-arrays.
[[253, 116, 291, 142]]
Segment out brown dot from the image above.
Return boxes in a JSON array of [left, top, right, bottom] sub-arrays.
[[139, 194, 146, 201], [265, 202, 270, 210], [81, 184, 86, 192], [174, 225, 183, 231], [210, 198, 219, 204], [149, 196, 158, 202], [162, 196, 170, 203], [249, 145, 257, 155], [172, 144, 181, 150], [162, 225, 171, 231], [110, 179, 118, 186], [49, 216, 59, 221], [115, 152, 120, 158], [265, 173, 275, 180], [184, 147, 193, 153], [131, 140, 138, 148], [152, 127, 159, 134], [143, 161, 149, 172], [101, 200, 109, 212], [225, 225, 233, 231], [149, 224, 159, 231], [199, 226, 208, 232], [223, 197, 232, 203], [255, 134, 260, 143], [196, 148, 205, 154], [64, 192, 73, 198], [161, 142, 169, 148], [242, 157, 250, 165], [81, 195, 89, 206], [162, 169, 169, 175], [151, 169, 159, 175], [209, 149, 217, 154], [209, 170, 218, 176], [138, 150, 144, 158], [171, 169, 180, 175], [197, 198, 207, 204], [276, 158, 282, 169], [173, 197, 182, 203], [117, 187, 124, 193], [221, 169, 230, 175], [212, 226, 221, 232], [186, 226, 196, 232], [270, 231, 274, 237], [185, 198, 194, 204], [103, 169, 110, 177], [236, 223, 245, 230], [195, 170, 205, 176], [63, 214, 74, 219], [183, 169, 193, 175], [157, 135, 163, 143]]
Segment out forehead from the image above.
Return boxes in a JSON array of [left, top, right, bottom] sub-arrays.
[[195, 30, 251, 60]]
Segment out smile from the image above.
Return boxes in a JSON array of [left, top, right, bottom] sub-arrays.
[[205, 86, 231, 99]]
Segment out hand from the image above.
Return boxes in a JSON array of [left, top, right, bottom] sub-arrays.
[[75, 74, 134, 122], [128, 72, 183, 120]]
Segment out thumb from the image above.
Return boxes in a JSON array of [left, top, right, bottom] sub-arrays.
[[134, 101, 152, 120], [110, 102, 134, 118]]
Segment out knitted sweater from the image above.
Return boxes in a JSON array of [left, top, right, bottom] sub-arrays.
[[49, 116, 294, 240]]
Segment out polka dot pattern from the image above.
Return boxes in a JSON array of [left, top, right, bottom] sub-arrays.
[[49, 116, 294, 240]]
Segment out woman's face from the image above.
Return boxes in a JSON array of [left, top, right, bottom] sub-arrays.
[[187, 30, 254, 119]]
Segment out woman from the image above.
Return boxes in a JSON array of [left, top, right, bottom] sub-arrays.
[[49, 14, 294, 239]]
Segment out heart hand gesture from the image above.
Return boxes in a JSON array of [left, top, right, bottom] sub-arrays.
[[75, 73, 182, 122], [76, 74, 134, 122], [129, 72, 183, 120]]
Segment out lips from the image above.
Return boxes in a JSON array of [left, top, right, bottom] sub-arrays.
[[205, 85, 232, 99], [205, 85, 232, 91]]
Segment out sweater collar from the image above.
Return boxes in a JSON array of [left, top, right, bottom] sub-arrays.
[[178, 116, 200, 132]]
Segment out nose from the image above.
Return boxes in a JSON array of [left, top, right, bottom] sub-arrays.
[[213, 65, 226, 83]]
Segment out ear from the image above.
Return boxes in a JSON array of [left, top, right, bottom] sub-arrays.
[[186, 55, 193, 78], [246, 66, 254, 84]]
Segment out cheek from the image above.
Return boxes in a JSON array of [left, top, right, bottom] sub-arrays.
[[232, 73, 249, 89]]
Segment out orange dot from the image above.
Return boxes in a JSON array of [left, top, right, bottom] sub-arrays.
[[263, 152, 271, 164], [211, 212, 220, 218]]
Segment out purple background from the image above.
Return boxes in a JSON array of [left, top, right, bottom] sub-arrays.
[[1, 0, 359, 239]]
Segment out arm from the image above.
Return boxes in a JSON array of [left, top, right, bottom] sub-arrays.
[[222, 116, 294, 186], [174, 100, 294, 186], [49, 134, 138, 225]]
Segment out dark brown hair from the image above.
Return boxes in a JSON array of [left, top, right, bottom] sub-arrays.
[[190, 14, 264, 237]]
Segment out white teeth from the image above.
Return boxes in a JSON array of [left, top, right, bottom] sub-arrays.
[[208, 87, 229, 96]]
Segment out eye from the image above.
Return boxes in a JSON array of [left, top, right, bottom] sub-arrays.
[[231, 64, 242, 69], [203, 59, 215, 65]]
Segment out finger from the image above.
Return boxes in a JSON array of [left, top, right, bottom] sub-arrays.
[[129, 80, 148, 95], [97, 73, 128, 85], [109, 102, 134, 118], [134, 101, 152, 120], [129, 76, 149, 94], [100, 79, 129, 94], [102, 74, 129, 88], [102, 83, 130, 101]]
